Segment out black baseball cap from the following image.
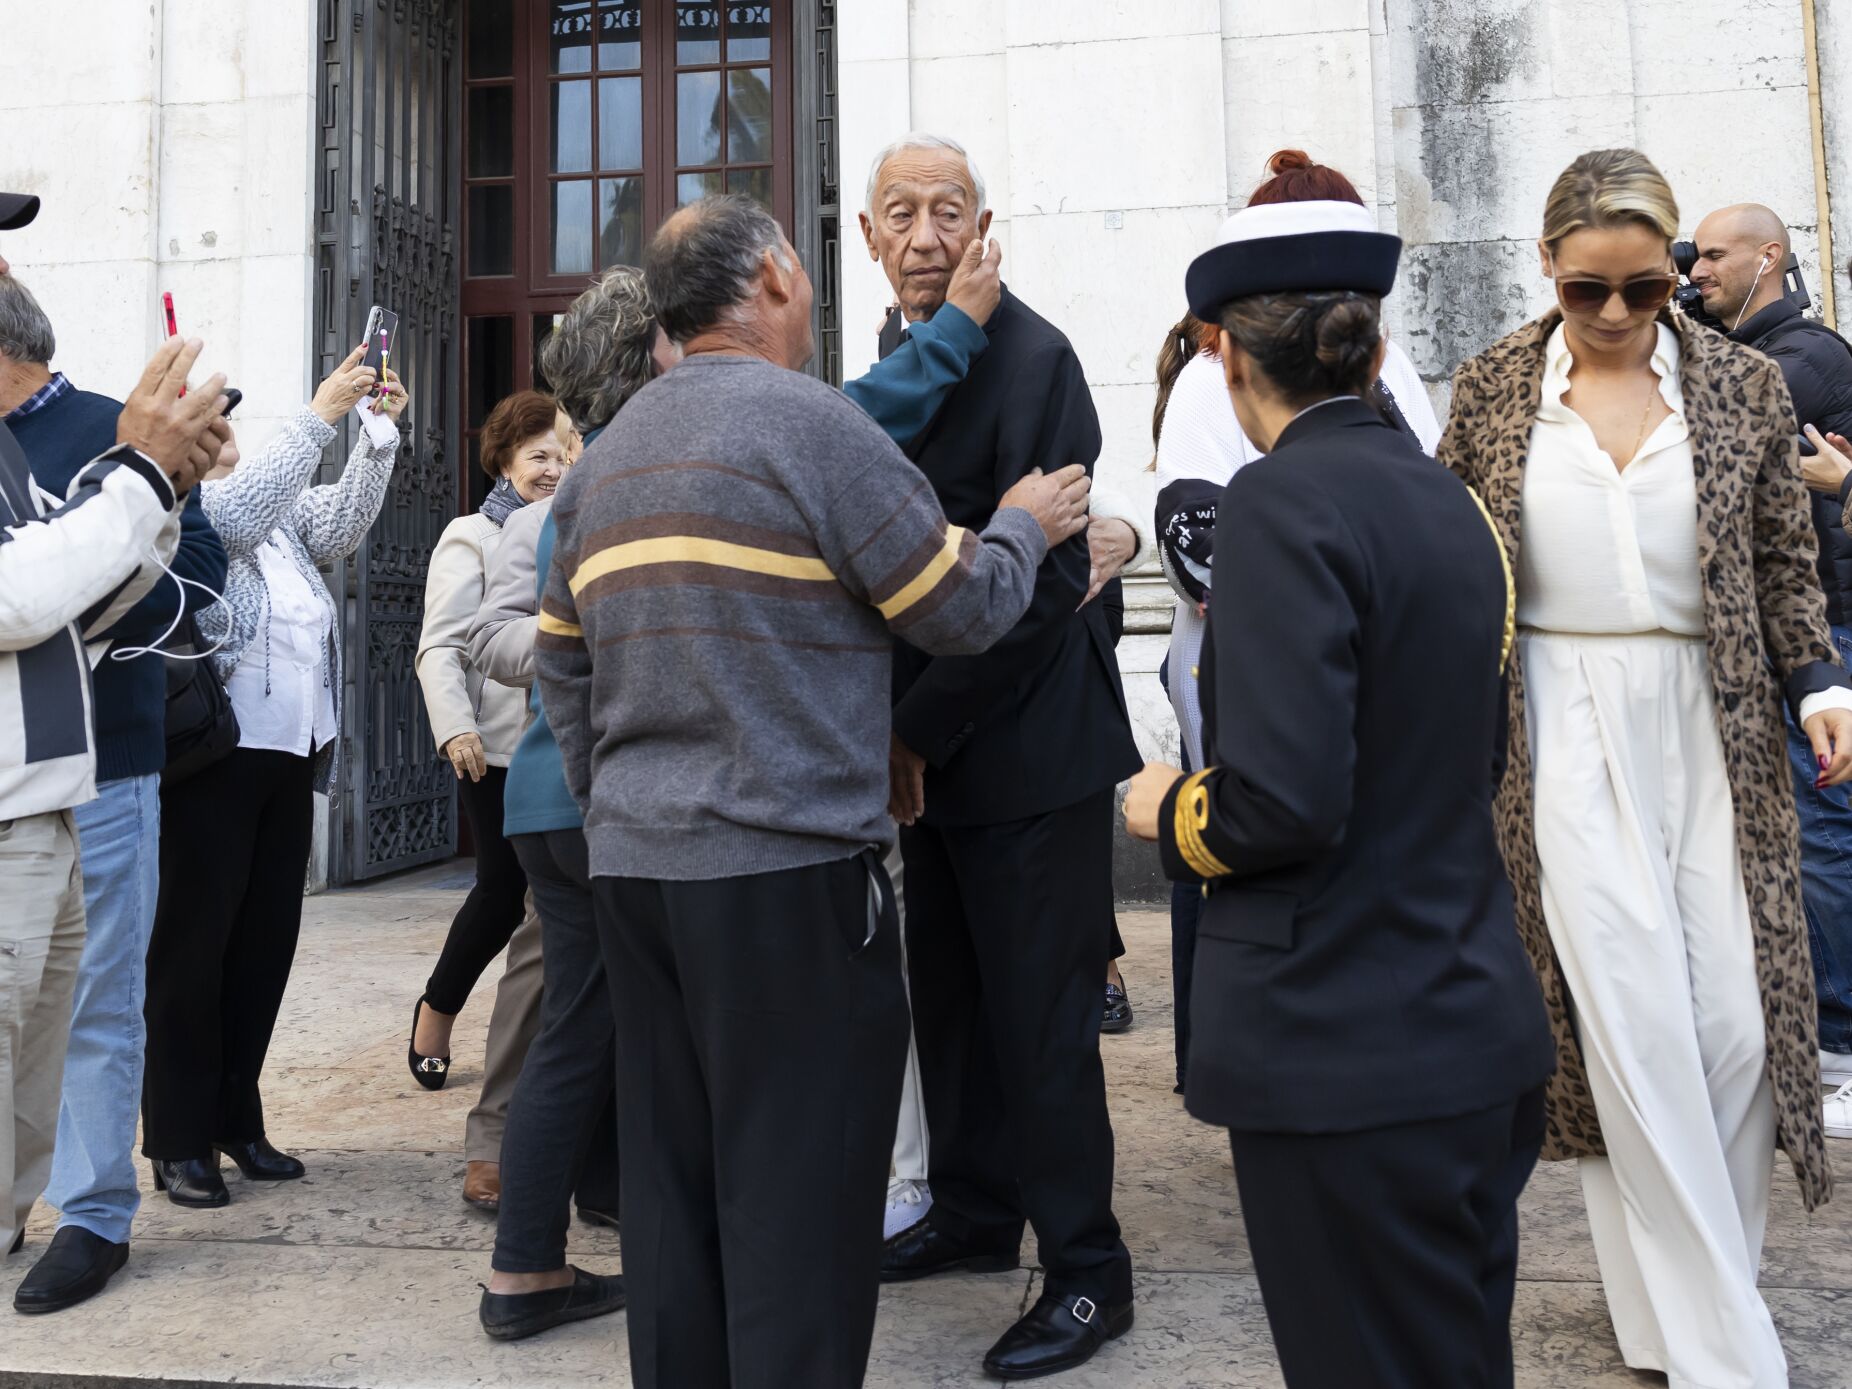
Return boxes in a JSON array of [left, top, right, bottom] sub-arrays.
[[0, 193, 41, 231]]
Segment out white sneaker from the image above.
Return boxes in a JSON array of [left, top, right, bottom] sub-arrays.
[[1823, 1049, 1852, 1086], [1825, 1080, 1852, 1140], [884, 1179, 932, 1240]]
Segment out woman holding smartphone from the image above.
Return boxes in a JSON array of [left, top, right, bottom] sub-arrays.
[[141, 347, 407, 1206]]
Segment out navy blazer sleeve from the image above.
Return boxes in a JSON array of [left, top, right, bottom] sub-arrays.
[[1159, 465, 1366, 882], [890, 339, 1096, 765]]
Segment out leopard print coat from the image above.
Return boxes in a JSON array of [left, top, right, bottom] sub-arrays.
[[1438, 308, 1836, 1211]]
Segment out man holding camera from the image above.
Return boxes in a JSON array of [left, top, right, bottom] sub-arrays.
[[1690, 203, 1852, 1100]]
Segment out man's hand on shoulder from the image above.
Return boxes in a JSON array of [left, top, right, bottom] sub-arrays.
[[998, 464, 1090, 548]]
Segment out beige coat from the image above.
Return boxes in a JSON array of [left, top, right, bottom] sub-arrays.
[[1439, 308, 1836, 1210], [416, 512, 530, 766]]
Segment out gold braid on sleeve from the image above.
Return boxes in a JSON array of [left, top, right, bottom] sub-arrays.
[[1174, 770, 1234, 880], [1465, 485, 1515, 675]]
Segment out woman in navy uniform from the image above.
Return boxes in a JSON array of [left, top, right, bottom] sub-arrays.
[[1124, 200, 1555, 1389]]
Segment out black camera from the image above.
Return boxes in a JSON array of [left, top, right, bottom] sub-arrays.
[[1672, 238, 1812, 333]]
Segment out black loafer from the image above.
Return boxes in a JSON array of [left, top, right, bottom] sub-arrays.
[[1101, 981, 1134, 1034], [881, 1217, 1019, 1283], [408, 997, 451, 1091], [12, 1227, 130, 1314], [152, 1157, 231, 1208], [216, 1138, 306, 1181], [479, 1266, 627, 1341], [576, 1205, 621, 1231], [983, 1288, 1133, 1380]]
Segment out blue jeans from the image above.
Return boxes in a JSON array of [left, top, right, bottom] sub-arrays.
[[44, 775, 160, 1243], [1785, 627, 1852, 1055]]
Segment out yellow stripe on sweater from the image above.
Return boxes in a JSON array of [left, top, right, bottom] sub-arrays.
[[569, 537, 837, 592], [876, 526, 969, 620], [537, 612, 582, 637]]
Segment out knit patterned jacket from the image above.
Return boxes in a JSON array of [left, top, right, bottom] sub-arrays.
[[195, 407, 399, 794]]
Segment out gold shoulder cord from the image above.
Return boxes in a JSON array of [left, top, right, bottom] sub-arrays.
[[1465, 486, 1515, 675], [1173, 770, 1233, 880]]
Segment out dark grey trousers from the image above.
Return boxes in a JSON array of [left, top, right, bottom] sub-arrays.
[[491, 830, 621, 1273]]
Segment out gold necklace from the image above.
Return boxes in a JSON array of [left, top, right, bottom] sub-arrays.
[[1624, 379, 1659, 466]]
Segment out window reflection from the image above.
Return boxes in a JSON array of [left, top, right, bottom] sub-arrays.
[[726, 166, 771, 208], [677, 170, 724, 206], [728, 3, 772, 61], [727, 68, 772, 164], [551, 81, 593, 174], [598, 76, 643, 171], [600, 177, 645, 267], [553, 182, 594, 274], [676, 1, 721, 64], [550, 0, 595, 74], [676, 70, 723, 166], [598, 0, 642, 71]]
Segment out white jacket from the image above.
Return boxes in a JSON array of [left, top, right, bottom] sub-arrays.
[[416, 512, 530, 765], [0, 426, 181, 821]]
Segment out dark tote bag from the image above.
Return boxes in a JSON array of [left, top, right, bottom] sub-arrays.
[[162, 614, 239, 784]]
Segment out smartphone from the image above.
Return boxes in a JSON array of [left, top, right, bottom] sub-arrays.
[[162, 292, 184, 396], [361, 306, 400, 376], [220, 388, 243, 418]]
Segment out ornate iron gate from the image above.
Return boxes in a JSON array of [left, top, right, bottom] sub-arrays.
[[316, 0, 463, 882], [793, 0, 840, 386]]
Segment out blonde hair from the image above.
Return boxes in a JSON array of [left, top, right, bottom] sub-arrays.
[[1540, 148, 1679, 250]]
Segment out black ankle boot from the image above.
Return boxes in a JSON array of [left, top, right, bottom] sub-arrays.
[[151, 1157, 230, 1208], [215, 1138, 306, 1181]]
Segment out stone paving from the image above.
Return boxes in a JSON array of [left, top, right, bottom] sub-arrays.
[[3, 863, 1851, 1387]]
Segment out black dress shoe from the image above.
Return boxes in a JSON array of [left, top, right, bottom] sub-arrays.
[[12, 1227, 130, 1314], [216, 1138, 306, 1181], [151, 1157, 231, 1208], [479, 1266, 627, 1341], [983, 1288, 1133, 1380], [408, 996, 451, 1091], [7, 1228, 22, 1256], [1101, 981, 1134, 1034], [576, 1205, 621, 1231], [881, 1217, 1019, 1283]]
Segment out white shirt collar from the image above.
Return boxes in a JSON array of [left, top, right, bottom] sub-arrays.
[[1542, 321, 1684, 417]]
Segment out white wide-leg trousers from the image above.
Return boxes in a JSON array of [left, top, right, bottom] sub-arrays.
[[886, 845, 929, 1185], [1524, 630, 1786, 1389]]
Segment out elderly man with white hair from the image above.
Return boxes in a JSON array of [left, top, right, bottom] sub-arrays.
[[861, 133, 1139, 1381]]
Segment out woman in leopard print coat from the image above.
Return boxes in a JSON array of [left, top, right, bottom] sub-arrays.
[[1438, 149, 1851, 1388]]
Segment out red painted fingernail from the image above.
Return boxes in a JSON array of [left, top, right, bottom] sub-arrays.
[[1822, 755, 1832, 771]]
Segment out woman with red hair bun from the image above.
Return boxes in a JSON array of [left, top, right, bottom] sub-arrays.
[[1151, 150, 1440, 1092]]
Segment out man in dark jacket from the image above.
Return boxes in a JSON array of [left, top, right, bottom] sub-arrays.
[[0, 262, 228, 1314], [1693, 204, 1852, 1083], [861, 133, 1141, 1380]]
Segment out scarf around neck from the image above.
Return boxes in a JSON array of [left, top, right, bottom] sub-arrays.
[[480, 475, 526, 528]]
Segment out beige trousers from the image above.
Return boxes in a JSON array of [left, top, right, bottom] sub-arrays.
[[464, 895, 545, 1163], [1, 810, 86, 1257]]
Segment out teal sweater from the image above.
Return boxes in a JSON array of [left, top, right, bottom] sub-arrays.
[[501, 302, 988, 837]]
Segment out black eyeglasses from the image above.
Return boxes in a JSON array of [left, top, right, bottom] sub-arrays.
[[1554, 274, 1677, 315]]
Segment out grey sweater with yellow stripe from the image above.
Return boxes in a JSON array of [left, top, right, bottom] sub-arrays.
[[536, 353, 1048, 881]]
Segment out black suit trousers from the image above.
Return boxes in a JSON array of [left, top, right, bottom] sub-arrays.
[[901, 789, 1132, 1304], [493, 830, 620, 1273], [593, 851, 908, 1389], [1228, 1086, 1547, 1389]]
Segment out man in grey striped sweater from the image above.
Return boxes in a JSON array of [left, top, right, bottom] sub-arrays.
[[535, 195, 1089, 1388]]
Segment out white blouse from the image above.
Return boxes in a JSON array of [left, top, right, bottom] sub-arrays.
[[1519, 321, 1852, 722], [225, 532, 337, 757], [1516, 322, 1702, 636]]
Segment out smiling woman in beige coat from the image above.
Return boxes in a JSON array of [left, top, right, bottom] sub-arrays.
[[407, 389, 575, 1089]]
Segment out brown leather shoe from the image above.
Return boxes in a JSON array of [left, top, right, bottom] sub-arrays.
[[464, 1161, 501, 1213]]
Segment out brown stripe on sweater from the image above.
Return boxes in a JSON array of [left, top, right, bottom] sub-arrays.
[[886, 528, 982, 633], [576, 561, 847, 608], [593, 625, 890, 655], [867, 523, 952, 607], [581, 511, 821, 559], [843, 472, 932, 564]]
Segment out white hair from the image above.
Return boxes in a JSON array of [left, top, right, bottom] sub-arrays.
[[864, 132, 988, 216]]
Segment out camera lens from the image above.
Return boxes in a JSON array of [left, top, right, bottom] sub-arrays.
[[1672, 239, 1699, 277]]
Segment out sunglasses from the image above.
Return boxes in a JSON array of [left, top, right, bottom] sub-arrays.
[[1554, 274, 1677, 315]]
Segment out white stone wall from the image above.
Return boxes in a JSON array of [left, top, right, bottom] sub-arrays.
[[0, 0, 320, 447]]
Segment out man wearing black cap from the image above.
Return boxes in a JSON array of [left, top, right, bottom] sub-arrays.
[[1125, 200, 1554, 1389], [0, 188, 233, 1283]]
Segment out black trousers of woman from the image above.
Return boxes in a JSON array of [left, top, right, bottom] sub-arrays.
[[143, 748, 314, 1159], [423, 766, 529, 1014], [493, 829, 621, 1273]]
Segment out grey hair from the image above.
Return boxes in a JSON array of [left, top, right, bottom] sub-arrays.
[[864, 132, 988, 216], [644, 194, 793, 345], [0, 273, 55, 365], [540, 266, 656, 432]]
